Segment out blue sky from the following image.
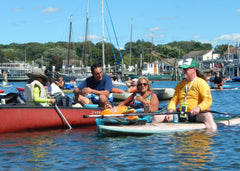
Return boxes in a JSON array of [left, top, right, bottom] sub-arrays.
[[1, 0, 240, 49]]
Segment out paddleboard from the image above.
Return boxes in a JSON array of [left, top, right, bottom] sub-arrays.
[[210, 87, 238, 91], [97, 118, 240, 136]]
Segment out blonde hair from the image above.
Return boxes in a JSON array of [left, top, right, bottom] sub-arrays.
[[137, 76, 152, 91]]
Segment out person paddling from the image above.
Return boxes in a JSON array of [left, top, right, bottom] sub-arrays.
[[213, 72, 223, 90]]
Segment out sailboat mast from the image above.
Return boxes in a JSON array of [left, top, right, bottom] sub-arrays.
[[24, 48, 26, 63], [151, 32, 153, 63], [129, 18, 132, 66], [67, 15, 72, 72], [102, 0, 105, 72], [83, 0, 89, 68], [227, 42, 229, 61]]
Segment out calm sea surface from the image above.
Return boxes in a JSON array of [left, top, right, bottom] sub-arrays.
[[0, 81, 240, 170]]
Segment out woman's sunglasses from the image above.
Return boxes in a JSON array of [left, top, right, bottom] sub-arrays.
[[138, 83, 148, 86]]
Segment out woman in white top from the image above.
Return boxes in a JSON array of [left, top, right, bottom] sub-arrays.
[[47, 78, 65, 97]]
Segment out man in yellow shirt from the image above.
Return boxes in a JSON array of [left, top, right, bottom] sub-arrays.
[[152, 58, 217, 130]]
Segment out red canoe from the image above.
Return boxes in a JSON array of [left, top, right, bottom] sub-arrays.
[[0, 105, 103, 133]]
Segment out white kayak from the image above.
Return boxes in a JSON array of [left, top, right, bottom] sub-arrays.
[[113, 88, 175, 102], [98, 118, 240, 136], [112, 81, 126, 87]]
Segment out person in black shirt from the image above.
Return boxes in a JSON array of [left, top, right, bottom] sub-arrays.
[[214, 72, 223, 90]]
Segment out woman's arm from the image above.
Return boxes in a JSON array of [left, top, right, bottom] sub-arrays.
[[118, 94, 134, 106]]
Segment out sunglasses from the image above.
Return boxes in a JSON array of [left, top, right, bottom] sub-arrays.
[[138, 83, 148, 86]]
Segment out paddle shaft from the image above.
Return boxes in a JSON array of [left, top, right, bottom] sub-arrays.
[[55, 104, 72, 129], [84, 111, 183, 118], [84, 110, 238, 118]]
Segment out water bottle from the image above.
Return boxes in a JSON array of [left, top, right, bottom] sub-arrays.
[[173, 114, 178, 123], [134, 93, 141, 104]]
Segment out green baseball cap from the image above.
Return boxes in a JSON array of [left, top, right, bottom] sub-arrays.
[[179, 58, 198, 68]]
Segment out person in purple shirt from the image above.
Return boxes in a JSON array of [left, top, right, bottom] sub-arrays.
[[73, 64, 113, 107]]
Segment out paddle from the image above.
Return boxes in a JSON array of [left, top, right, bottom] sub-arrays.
[[55, 104, 72, 129], [209, 110, 240, 117], [84, 111, 183, 118], [83, 110, 239, 118]]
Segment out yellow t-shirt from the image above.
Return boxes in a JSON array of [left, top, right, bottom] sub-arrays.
[[168, 77, 212, 112]]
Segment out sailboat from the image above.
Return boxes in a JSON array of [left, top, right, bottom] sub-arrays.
[[59, 0, 124, 82], [58, 15, 91, 82]]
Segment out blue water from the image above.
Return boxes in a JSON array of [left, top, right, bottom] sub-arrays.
[[1, 81, 240, 170]]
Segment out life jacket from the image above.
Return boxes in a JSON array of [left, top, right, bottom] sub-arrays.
[[24, 80, 48, 106], [100, 106, 138, 120], [96, 106, 152, 126]]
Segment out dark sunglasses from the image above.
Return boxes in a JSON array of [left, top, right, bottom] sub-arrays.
[[183, 67, 193, 70], [138, 83, 148, 86]]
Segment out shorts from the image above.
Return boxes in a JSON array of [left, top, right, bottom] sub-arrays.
[[179, 114, 197, 122], [86, 93, 113, 105]]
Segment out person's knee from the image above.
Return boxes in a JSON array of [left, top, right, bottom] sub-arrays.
[[98, 95, 109, 106], [99, 94, 108, 101], [152, 115, 165, 123]]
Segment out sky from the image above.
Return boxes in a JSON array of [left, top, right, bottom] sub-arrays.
[[1, 0, 240, 49]]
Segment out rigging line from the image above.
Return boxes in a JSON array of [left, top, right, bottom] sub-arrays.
[[105, 0, 123, 62], [104, 20, 118, 65]]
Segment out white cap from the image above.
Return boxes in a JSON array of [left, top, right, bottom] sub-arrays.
[[132, 78, 138, 82]]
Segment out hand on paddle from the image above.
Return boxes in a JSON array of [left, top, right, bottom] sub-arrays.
[[50, 98, 56, 104], [190, 106, 201, 115], [105, 103, 112, 109]]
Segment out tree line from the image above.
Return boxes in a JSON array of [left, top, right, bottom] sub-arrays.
[[0, 40, 229, 72]]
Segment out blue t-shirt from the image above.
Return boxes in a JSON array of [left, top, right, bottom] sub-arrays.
[[78, 74, 112, 93]]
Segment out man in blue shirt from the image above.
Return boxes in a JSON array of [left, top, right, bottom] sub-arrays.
[[73, 64, 113, 107]]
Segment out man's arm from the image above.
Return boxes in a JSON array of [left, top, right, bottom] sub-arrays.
[[74, 80, 87, 95], [92, 89, 110, 97]]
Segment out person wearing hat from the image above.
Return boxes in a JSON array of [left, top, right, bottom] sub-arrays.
[[126, 78, 138, 93], [152, 58, 217, 131], [24, 68, 56, 106]]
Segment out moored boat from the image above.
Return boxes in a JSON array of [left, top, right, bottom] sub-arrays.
[[112, 81, 126, 87], [97, 117, 240, 136], [0, 105, 103, 133], [0, 62, 32, 81]]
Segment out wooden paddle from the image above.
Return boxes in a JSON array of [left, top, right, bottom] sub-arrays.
[[55, 104, 72, 129], [83, 110, 239, 118]]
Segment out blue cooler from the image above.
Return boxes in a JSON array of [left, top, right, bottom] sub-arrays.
[[65, 83, 71, 89]]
